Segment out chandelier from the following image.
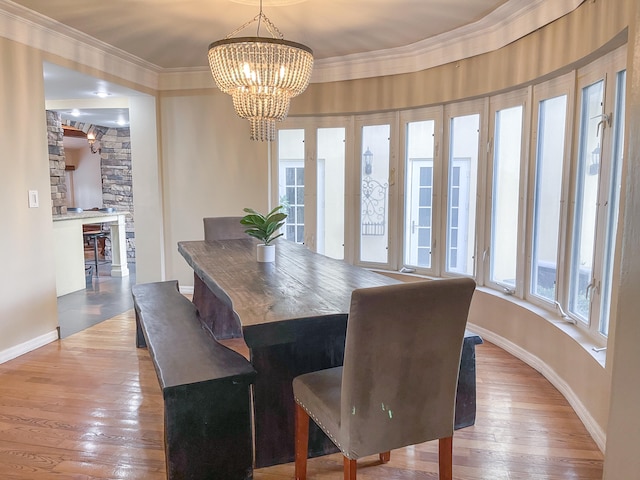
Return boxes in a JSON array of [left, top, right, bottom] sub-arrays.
[[208, 1, 314, 141]]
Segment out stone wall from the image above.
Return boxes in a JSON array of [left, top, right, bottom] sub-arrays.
[[100, 127, 136, 261], [46, 111, 67, 215]]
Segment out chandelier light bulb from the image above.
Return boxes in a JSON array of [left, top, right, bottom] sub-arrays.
[[207, 5, 313, 141]]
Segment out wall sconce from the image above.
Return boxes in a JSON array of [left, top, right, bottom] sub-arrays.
[[363, 147, 373, 176], [87, 131, 101, 155]]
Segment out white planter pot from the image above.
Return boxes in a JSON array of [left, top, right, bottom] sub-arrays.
[[256, 244, 276, 262]]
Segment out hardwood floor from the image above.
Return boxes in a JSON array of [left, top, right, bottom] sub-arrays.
[[0, 311, 603, 479]]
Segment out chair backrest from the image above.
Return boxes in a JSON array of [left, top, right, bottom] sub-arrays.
[[203, 216, 246, 241], [340, 277, 476, 458]]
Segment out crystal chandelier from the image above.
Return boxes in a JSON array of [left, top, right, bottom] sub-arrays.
[[208, 1, 314, 141]]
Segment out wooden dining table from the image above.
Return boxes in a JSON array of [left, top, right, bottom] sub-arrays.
[[178, 238, 482, 468]]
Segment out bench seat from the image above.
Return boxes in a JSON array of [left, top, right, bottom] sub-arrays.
[[133, 280, 256, 480]]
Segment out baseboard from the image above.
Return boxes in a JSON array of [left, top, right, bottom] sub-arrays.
[[0, 330, 59, 364], [468, 322, 607, 452], [179, 285, 194, 295]]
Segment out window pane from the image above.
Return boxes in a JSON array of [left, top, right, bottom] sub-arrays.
[[447, 114, 479, 275], [531, 95, 567, 302], [360, 124, 390, 263], [317, 128, 346, 260], [404, 120, 435, 268], [569, 80, 604, 322], [490, 105, 523, 287], [278, 129, 305, 244], [599, 71, 626, 336]]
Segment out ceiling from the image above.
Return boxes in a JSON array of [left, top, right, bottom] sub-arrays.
[[12, 0, 509, 69]]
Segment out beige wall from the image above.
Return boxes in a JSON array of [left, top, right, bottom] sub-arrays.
[[159, 90, 269, 287], [0, 38, 58, 356], [129, 95, 165, 284]]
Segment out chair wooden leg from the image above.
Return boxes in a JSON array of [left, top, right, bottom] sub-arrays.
[[295, 403, 309, 480], [438, 436, 453, 480], [379, 451, 390, 463], [343, 456, 357, 480]]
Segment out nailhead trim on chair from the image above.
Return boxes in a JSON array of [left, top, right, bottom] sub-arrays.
[[294, 397, 352, 458]]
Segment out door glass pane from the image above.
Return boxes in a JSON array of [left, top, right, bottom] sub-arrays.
[[569, 80, 604, 322], [278, 129, 305, 244], [600, 71, 626, 335], [531, 95, 567, 302], [490, 105, 523, 287], [447, 114, 479, 275], [404, 120, 435, 268], [360, 124, 390, 263], [317, 127, 345, 260]]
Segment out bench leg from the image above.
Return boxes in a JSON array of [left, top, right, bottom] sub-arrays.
[[165, 381, 254, 479]]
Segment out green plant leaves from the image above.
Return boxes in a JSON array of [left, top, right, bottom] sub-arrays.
[[240, 205, 287, 245]]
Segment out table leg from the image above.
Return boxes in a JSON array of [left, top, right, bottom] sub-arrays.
[[245, 316, 347, 468]]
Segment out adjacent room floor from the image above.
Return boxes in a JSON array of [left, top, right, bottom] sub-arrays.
[[56, 261, 136, 338]]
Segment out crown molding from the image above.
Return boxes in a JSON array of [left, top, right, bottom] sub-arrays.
[[1, 0, 586, 90], [311, 0, 587, 83], [0, 0, 160, 90]]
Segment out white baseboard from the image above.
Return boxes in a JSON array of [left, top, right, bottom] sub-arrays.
[[468, 322, 606, 453], [0, 330, 59, 364], [179, 285, 194, 295]]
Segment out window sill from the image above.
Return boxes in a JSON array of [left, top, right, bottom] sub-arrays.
[[371, 269, 608, 369]]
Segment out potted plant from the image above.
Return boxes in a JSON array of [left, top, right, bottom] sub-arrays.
[[240, 206, 287, 262]]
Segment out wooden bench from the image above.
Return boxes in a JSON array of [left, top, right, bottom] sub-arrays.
[[132, 280, 256, 480]]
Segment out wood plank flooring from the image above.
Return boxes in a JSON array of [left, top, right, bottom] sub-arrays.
[[0, 311, 603, 479]]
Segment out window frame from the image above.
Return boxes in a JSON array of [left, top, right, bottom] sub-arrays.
[[398, 106, 443, 277], [354, 112, 400, 270], [441, 99, 488, 281], [563, 47, 627, 340], [484, 88, 531, 296], [524, 72, 575, 311]]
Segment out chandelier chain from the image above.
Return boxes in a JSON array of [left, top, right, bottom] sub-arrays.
[[226, 12, 284, 40]]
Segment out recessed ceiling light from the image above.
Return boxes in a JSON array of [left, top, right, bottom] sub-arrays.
[[71, 109, 80, 117], [94, 91, 112, 98]]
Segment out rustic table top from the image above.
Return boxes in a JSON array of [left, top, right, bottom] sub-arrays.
[[178, 238, 400, 328]]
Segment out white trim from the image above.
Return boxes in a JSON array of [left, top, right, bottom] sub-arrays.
[[0, 0, 159, 89], [468, 322, 607, 452], [179, 285, 194, 295], [1, 0, 585, 89], [0, 330, 59, 364], [311, 0, 586, 83]]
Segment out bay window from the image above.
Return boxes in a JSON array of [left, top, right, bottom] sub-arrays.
[[275, 45, 627, 346]]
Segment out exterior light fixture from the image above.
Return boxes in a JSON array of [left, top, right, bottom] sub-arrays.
[[363, 147, 374, 176], [87, 131, 101, 155], [207, 0, 313, 141]]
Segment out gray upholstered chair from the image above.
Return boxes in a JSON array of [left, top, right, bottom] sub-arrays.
[[293, 277, 476, 480], [203, 216, 246, 241]]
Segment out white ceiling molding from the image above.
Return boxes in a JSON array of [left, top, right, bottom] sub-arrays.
[[311, 0, 587, 83], [0, 0, 585, 90], [0, 0, 160, 90]]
